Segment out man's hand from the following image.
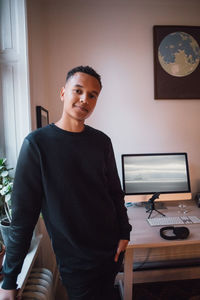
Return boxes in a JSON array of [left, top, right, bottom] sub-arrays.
[[114, 239, 129, 262], [0, 289, 19, 300]]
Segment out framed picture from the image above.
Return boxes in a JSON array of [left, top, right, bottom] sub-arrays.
[[36, 106, 49, 128], [153, 26, 200, 99]]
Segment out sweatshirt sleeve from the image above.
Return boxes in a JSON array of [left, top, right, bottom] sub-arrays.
[[105, 140, 132, 240], [2, 137, 43, 289]]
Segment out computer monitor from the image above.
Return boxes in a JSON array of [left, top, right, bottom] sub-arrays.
[[121, 152, 191, 202]]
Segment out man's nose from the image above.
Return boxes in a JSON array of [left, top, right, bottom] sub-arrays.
[[80, 94, 88, 103]]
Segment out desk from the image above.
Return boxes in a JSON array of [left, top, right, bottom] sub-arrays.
[[123, 200, 200, 300]]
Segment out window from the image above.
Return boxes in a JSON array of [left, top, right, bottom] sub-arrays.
[[0, 0, 31, 168]]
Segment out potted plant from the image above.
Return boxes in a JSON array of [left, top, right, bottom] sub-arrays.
[[0, 240, 5, 279], [0, 158, 13, 247]]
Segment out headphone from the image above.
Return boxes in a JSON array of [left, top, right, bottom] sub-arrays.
[[160, 226, 190, 240]]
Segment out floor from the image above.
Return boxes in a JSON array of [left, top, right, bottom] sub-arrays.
[[115, 279, 200, 300]]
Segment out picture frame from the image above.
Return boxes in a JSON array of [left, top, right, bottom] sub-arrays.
[[153, 25, 200, 99], [36, 106, 49, 128]]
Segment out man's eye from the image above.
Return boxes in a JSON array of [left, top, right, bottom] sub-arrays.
[[89, 94, 96, 99], [73, 89, 82, 94]]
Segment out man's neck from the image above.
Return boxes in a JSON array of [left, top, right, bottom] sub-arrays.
[[55, 117, 85, 133]]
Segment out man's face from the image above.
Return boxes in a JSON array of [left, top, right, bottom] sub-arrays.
[[60, 72, 101, 122]]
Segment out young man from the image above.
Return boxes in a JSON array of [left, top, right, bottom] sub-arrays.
[[0, 66, 132, 300]]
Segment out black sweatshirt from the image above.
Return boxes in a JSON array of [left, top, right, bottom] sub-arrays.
[[2, 124, 132, 289]]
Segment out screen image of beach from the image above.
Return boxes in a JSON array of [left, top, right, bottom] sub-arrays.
[[124, 154, 189, 194]]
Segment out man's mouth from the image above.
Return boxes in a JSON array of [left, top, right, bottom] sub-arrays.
[[74, 104, 88, 112]]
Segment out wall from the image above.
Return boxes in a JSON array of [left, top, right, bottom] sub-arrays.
[[27, 0, 200, 194], [27, 0, 50, 129]]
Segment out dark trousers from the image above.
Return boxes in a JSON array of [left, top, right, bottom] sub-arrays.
[[61, 253, 124, 300]]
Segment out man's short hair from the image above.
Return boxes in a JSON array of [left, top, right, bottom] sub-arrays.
[[66, 66, 102, 88]]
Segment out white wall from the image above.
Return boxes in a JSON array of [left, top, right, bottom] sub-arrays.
[[27, 0, 200, 194], [27, 0, 50, 129]]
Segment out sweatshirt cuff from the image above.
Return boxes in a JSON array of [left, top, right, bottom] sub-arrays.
[[120, 224, 132, 241], [120, 233, 130, 241], [120, 231, 131, 241], [1, 276, 17, 290]]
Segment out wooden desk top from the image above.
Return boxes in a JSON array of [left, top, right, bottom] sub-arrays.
[[127, 200, 200, 249]]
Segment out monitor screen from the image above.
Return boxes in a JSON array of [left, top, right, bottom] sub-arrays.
[[121, 153, 191, 200]]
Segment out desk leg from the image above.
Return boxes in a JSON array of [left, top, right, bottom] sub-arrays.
[[124, 248, 134, 300]]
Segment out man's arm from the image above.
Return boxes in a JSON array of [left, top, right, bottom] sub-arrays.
[[1, 138, 43, 290], [106, 140, 132, 241]]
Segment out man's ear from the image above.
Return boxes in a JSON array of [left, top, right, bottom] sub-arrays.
[[60, 87, 65, 101]]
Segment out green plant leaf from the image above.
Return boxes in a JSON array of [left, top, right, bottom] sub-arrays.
[[0, 158, 13, 221], [0, 186, 8, 195], [0, 158, 6, 166], [1, 170, 8, 177], [5, 194, 11, 203]]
